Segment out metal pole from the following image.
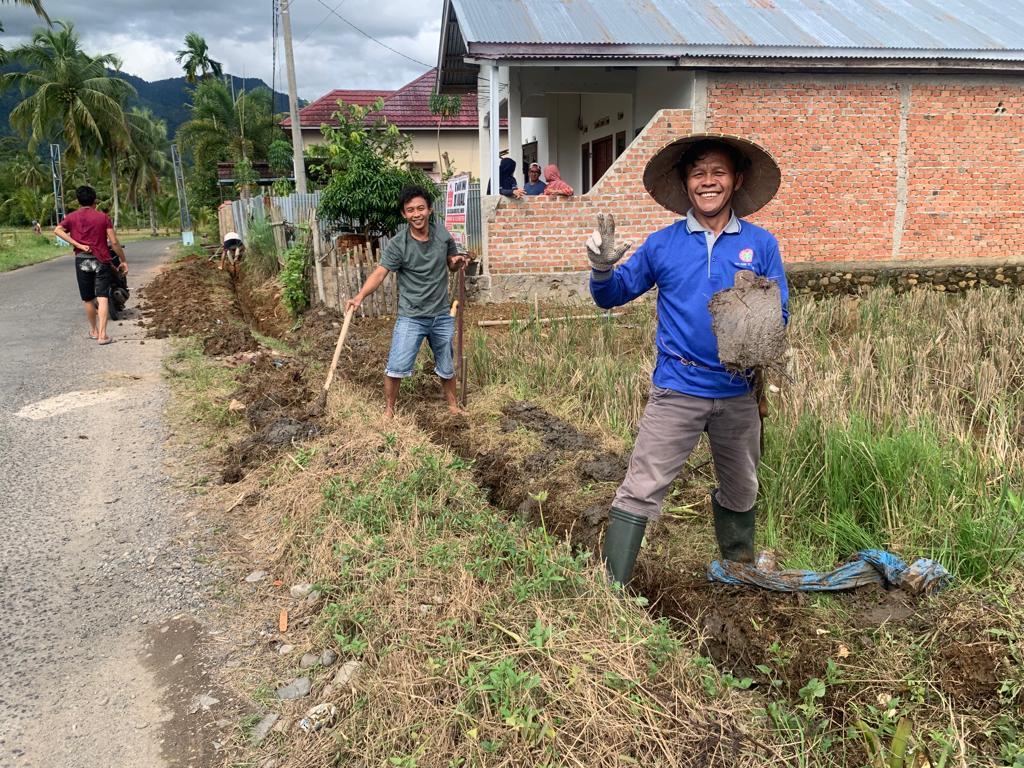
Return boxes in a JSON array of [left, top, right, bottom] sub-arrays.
[[279, 0, 308, 194], [49, 144, 66, 224], [489, 64, 500, 195], [171, 144, 194, 246], [458, 263, 467, 408]]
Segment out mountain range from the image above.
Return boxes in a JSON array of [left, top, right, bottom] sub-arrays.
[[0, 68, 298, 141]]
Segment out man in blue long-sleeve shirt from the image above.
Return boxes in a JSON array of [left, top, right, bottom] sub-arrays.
[[587, 134, 788, 586]]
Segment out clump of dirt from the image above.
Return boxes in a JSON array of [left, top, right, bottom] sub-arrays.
[[203, 326, 257, 357], [431, 401, 629, 551], [141, 256, 258, 356], [222, 417, 321, 484], [501, 401, 592, 451], [709, 270, 787, 372], [231, 352, 314, 430]]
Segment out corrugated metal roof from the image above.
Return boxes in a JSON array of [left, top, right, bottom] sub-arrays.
[[449, 0, 1024, 55]]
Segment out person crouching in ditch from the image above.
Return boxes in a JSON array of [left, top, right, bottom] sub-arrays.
[[586, 134, 789, 586], [346, 185, 468, 419]]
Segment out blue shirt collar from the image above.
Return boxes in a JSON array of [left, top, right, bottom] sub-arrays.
[[685, 208, 741, 235]]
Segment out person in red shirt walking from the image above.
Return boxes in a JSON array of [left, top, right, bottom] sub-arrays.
[[54, 186, 128, 345]]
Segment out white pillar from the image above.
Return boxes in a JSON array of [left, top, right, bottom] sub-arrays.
[[489, 63, 501, 194], [508, 67, 523, 184], [478, 86, 489, 187]]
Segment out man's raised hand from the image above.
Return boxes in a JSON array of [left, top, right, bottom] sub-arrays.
[[585, 213, 631, 272]]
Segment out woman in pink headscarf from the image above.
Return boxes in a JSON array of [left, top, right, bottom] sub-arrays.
[[542, 164, 574, 197]]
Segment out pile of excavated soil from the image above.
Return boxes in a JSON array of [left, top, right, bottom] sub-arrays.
[[140, 256, 258, 356], [231, 352, 314, 431]]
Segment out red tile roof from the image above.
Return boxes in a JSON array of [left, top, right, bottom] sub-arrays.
[[281, 89, 394, 128], [282, 69, 499, 131]]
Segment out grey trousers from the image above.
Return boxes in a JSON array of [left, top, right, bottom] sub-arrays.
[[613, 386, 762, 520]]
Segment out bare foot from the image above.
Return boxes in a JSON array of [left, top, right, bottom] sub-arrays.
[[447, 404, 467, 416], [383, 408, 395, 422]]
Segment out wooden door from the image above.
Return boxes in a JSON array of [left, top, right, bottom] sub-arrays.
[[591, 136, 614, 186], [581, 143, 591, 193]]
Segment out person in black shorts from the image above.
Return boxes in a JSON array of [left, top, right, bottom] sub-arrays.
[[54, 186, 128, 344]]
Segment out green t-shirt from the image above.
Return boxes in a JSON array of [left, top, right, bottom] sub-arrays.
[[381, 223, 457, 317]]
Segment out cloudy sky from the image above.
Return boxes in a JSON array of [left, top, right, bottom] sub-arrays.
[[1, 0, 446, 99]]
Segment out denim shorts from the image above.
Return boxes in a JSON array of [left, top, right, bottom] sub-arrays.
[[385, 314, 456, 380]]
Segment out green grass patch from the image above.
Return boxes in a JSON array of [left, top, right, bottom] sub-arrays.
[[163, 340, 242, 429], [0, 232, 67, 272], [760, 412, 1023, 581]]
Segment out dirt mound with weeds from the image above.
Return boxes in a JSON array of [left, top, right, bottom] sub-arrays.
[[140, 256, 257, 355]]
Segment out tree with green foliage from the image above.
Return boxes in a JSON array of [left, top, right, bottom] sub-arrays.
[[174, 32, 223, 85], [315, 99, 434, 239], [0, 0, 50, 59], [3, 21, 133, 163], [428, 90, 462, 180], [177, 78, 279, 210], [124, 108, 171, 235]]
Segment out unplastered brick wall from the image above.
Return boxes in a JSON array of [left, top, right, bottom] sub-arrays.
[[485, 74, 1023, 275], [901, 84, 1024, 259], [706, 74, 1024, 262], [486, 109, 691, 275]]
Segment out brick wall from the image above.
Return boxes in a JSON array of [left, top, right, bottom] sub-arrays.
[[901, 84, 1024, 259], [486, 109, 690, 274], [485, 74, 1024, 274], [706, 79, 902, 262]]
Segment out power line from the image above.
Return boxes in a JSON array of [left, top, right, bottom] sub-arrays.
[[300, 0, 350, 45], [310, 0, 433, 68]]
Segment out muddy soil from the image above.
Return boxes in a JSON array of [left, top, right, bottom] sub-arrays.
[[140, 256, 257, 355]]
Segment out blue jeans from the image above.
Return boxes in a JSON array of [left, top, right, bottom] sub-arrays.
[[385, 315, 456, 380]]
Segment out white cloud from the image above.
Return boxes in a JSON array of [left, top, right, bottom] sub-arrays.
[[1, 0, 446, 98]]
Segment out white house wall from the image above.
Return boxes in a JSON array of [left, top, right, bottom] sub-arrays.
[[634, 69, 694, 134]]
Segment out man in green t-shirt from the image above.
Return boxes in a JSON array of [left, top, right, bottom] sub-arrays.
[[347, 185, 468, 419]]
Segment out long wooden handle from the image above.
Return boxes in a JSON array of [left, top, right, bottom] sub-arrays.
[[322, 308, 354, 395]]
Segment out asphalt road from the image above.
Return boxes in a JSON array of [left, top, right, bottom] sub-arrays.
[[0, 241, 219, 767]]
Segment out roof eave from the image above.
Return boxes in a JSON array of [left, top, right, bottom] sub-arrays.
[[466, 42, 1024, 71]]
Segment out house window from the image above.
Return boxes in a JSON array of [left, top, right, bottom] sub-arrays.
[[615, 131, 626, 159]]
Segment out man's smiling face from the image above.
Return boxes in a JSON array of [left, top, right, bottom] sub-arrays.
[[684, 149, 743, 219], [401, 196, 431, 231]]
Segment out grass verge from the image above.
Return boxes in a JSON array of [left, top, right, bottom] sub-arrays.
[[0, 232, 67, 272]]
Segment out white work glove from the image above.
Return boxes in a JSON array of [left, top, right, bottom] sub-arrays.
[[585, 213, 632, 273]]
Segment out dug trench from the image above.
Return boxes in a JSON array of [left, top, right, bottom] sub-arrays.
[[142, 256, 1012, 739]]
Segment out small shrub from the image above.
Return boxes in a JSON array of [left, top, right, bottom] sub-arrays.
[[244, 218, 277, 279], [280, 240, 310, 316]]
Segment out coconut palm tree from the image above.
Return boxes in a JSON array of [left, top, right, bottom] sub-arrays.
[[175, 33, 223, 84], [0, 0, 50, 22], [8, 151, 48, 190], [124, 109, 171, 235], [178, 78, 277, 166], [3, 21, 134, 163], [0, 0, 50, 57]]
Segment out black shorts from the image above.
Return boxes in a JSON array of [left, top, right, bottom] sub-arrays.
[[75, 257, 113, 302]]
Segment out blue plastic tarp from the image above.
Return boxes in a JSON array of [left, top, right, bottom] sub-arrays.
[[707, 549, 951, 595]]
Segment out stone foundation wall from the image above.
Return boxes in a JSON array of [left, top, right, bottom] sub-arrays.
[[786, 258, 1024, 296]]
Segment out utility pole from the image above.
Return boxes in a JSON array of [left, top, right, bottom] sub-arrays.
[[171, 144, 194, 246], [279, 0, 308, 194]]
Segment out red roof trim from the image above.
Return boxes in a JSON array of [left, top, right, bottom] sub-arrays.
[[281, 68, 503, 131]]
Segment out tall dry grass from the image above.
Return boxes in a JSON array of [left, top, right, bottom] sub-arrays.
[[467, 288, 1024, 581]]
